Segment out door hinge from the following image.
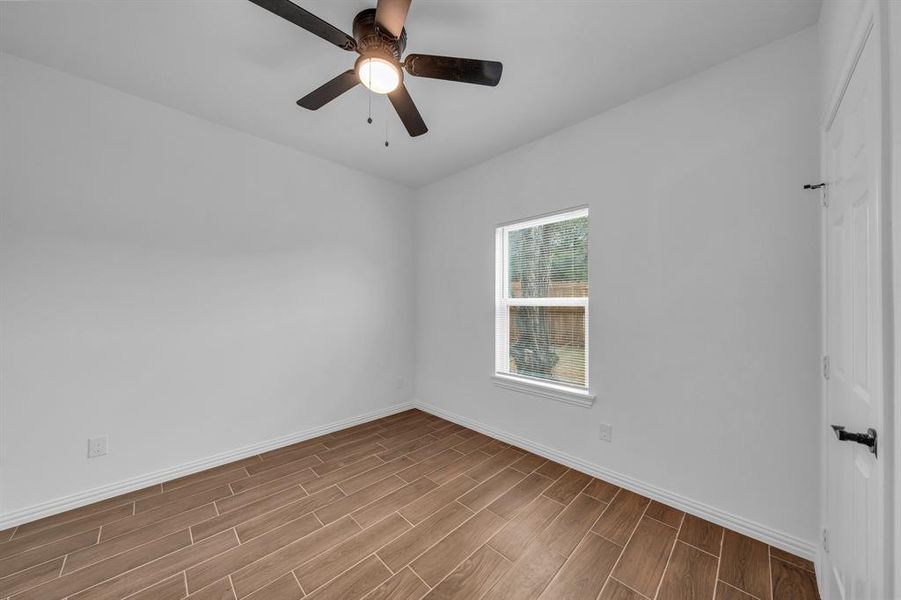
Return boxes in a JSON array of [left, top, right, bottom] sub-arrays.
[[823, 355, 830, 380], [823, 528, 830, 553]]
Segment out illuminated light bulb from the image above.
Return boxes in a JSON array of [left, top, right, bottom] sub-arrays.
[[357, 57, 401, 94]]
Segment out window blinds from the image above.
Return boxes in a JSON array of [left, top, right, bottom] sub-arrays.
[[496, 208, 589, 389]]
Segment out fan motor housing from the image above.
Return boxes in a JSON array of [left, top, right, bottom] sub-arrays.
[[353, 8, 406, 61]]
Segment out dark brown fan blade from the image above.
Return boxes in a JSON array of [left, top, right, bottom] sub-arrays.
[[404, 54, 502, 86], [249, 0, 356, 51], [375, 0, 411, 39], [297, 70, 359, 110], [388, 84, 427, 137]]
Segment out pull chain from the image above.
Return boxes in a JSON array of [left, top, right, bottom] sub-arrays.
[[366, 70, 373, 124]]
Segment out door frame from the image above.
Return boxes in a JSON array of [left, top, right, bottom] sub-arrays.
[[887, 1, 901, 597], [819, 1, 896, 597]]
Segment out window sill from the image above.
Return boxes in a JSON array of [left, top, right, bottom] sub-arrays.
[[491, 374, 596, 408]]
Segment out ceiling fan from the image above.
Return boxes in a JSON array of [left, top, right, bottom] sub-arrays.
[[249, 0, 503, 137]]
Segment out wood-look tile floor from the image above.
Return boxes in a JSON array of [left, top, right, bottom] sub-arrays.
[[0, 409, 820, 600]]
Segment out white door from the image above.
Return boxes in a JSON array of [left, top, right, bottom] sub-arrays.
[[823, 21, 885, 600]]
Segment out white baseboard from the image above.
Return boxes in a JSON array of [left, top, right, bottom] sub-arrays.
[[3, 398, 819, 562], [0, 402, 414, 530], [413, 399, 819, 561], [816, 546, 829, 600]]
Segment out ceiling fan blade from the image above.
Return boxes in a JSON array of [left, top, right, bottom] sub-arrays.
[[404, 54, 502, 86], [297, 70, 360, 110], [249, 0, 356, 51], [388, 84, 427, 137], [375, 0, 411, 39]]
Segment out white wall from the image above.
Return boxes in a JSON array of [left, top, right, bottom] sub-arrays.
[[0, 55, 415, 516], [1, 24, 826, 553], [414, 28, 821, 549]]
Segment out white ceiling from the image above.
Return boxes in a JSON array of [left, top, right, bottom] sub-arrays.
[[1, 0, 820, 187]]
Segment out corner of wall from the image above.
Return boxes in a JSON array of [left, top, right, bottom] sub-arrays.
[[0, 401, 414, 530]]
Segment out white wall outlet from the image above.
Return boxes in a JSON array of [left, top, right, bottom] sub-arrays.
[[88, 436, 108, 458], [598, 424, 613, 443]]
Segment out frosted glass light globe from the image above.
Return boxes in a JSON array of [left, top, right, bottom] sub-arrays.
[[357, 57, 401, 94]]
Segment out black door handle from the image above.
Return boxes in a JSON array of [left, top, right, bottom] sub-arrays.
[[831, 425, 877, 456]]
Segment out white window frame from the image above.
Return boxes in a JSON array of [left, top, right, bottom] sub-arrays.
[[493, 206, 595, 408]]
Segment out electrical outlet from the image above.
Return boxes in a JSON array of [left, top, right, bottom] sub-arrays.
[[598, 424, 613, 443], [88, 436, 108, 458]]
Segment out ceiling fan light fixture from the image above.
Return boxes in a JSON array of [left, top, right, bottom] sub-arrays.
[[356, 56, 401, 94], [253, 0, 502, 136]]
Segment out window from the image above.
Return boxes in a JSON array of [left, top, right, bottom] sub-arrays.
[[494, 207, 593, 406]]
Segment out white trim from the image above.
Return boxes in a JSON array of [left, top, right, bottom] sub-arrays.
[[0, 402, 413, 530], [890, 2, 901, 596], [491, 373, 595, 408], [413, 399, 818, 561], [497, 205, 589, 230], [495, 207, 590, 392], [884, 3, 901, 597], [818, 119, 831, 599], [503, 297, 588, 307]]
